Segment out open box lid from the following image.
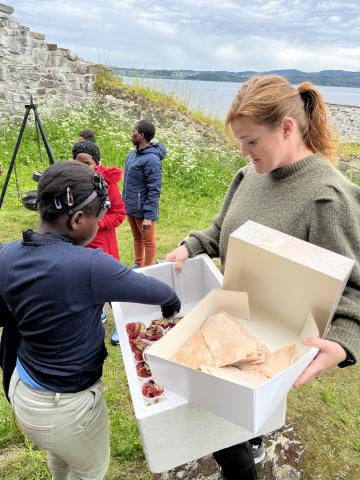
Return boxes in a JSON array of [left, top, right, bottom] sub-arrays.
[[223, 221, 355, 337]]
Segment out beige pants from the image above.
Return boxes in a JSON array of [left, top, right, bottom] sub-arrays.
[[8, 369, 110, 480]]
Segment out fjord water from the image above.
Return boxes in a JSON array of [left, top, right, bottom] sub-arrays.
[[123, 76, 360, 119]]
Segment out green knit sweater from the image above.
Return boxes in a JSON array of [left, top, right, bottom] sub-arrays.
[[183, 153, 360, 361]]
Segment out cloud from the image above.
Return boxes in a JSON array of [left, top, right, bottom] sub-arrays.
[[6, 0, 360, 71]]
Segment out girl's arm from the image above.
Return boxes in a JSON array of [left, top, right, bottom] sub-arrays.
[[91, 250, 181, 317], [98, 182, 126, 230]]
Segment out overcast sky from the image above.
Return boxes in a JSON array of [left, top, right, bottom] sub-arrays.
[[6, 0, 360, 72]]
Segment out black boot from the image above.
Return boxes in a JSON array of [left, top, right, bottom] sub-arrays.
[[213, 441, 258, 480]]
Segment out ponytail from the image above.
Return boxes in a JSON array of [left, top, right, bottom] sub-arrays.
[[298, 83, 338, 165], [227, 75, 338, 165]]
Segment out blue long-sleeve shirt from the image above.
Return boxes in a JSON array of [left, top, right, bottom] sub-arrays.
[[0, 230, 180, 395]]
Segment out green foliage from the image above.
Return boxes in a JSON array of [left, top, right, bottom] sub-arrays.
[[339, 142, 360, 160], [0, 394, 21, 450], [95, 69, 228, 134], [94, 66, 124, 92], [339, 142, 360, 186], [95, 68, 188, 112], [288, 364, 360, 480], [0, 97, 244, 215]]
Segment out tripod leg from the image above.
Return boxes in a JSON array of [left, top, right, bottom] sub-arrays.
[[0, 107, 31, 209], [33, 108, 55, 165]]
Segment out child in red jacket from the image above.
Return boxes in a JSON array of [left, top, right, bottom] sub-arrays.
[[72, 141, 126, 261], [72, 141, 126, 326]]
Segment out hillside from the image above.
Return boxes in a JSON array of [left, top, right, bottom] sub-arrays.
[[112, 67, 360, 88]]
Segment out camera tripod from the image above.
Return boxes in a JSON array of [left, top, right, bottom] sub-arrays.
[[0, 97, 55, 209]]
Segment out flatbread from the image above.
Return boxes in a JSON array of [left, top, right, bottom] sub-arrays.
[[240, 344, 296, 378], [171, 330, 214, 370], [201, 312, 257, 367], [201, 365, 267, 388], [232, 343, 270, 366], [171, 310, 297, 382], [220, 312, 270, 367], [267, 344, 297, 377]]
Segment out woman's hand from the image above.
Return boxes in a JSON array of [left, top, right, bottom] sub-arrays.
[[165, 245, 189, 273], [294, 337, 347, 386]]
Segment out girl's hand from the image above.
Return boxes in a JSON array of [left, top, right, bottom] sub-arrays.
[[294, 337, 347, 386], [142, 219, 152, 230], [165, 245, 189, 273]]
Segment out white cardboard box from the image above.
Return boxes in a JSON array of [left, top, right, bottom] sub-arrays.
[[146, 221, 355, 433], [112, 254, 286, 473]]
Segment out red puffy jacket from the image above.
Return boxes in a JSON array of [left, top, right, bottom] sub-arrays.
[[86, 164, 126, 260]]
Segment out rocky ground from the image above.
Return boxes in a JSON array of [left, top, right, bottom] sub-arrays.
[[327, 104, 360, 144], [152, 423, 305, 480]]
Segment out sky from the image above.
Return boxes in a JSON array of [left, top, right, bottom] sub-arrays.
[[5, 0, 360, 72]]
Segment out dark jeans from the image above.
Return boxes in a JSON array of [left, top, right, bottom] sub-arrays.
[[213, 437, 262, 480]]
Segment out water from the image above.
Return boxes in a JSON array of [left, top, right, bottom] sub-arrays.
[[122, 76, 360, 119]]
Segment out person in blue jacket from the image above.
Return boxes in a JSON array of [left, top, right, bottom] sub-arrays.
[[122, 120, 166, 269], [110, 121, 167, 347], [0, 160, 180, 480]]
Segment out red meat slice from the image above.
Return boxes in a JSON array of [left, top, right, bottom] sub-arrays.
[[142, 380, 165, 398]]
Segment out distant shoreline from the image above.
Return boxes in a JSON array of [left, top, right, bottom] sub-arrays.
[[112, 67, 360, 89]]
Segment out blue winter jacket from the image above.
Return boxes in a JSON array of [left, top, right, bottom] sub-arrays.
[[122, 143, 166, 220]]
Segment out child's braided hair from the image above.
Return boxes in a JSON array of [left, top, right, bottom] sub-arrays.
[[72, 141, 100, 164], [38, 161, 101, 223]]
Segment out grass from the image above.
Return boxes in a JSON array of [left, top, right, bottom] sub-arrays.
[[287, 366, 360, 480], [95, 66, 188, 113], [0, 90, 359, 479], [95, 68, 227, 134], [339, 142, 360, 160]]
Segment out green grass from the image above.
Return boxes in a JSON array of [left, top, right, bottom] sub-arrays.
[[288, 366, 360, 480], [339, 142, 360, 161], [0, 98, 359, 479], [95, 67, 189, 115], [95, 69, 228, 135]]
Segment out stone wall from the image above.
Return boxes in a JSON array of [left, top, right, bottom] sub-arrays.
[[0, 3, 101, 123]]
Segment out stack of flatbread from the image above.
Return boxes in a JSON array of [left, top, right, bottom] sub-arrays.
[[171, 311, 296, 388]]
